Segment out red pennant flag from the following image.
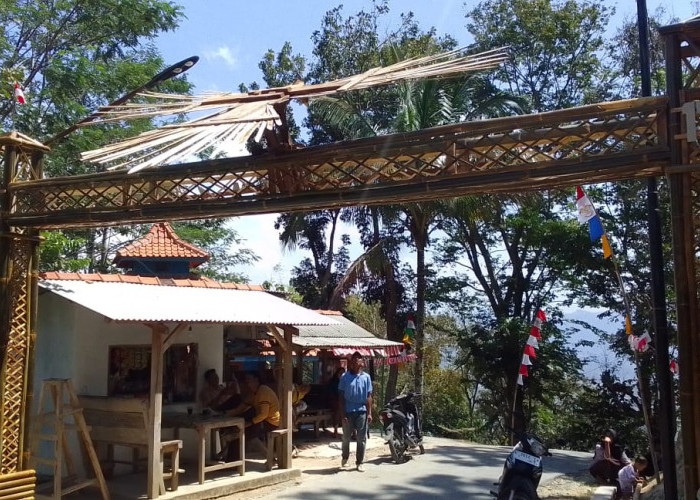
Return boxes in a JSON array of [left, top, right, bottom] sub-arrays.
[[519, 364, 528, 376], [536, 309, 546, 321], [14, 83, 25, 104], [524, 344, 537, 358], [529, 325, 542, 339], [670, 360, 678, 375]]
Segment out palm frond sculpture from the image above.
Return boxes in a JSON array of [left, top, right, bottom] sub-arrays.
[[80, 47, 509, 173]]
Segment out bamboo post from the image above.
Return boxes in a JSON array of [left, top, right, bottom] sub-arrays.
[[662, 19, 700, 499], [147, 324, 165, 499], [607, 251, 660, 480], [22, 150, 44, 470]]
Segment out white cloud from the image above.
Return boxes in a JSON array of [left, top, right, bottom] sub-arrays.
[[203, 45, 238, 68]]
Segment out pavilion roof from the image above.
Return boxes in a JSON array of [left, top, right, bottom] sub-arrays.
[[113, 222, 209, 267]]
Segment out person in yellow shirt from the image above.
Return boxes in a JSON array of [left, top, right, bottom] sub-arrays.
[[225, 371, 280, 449]]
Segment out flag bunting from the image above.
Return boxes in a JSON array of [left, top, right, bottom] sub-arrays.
[[14, 83, 25, 105], [402, 314, 415, 349], [670, 360, 678, 375], [517, 309, 545, 385], [576, 186, 612, 259]]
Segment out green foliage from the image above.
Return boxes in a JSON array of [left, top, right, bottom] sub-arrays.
[[171, 220, 260, 283], [0, 0, 185, 155], [467, 0, 613, 110], [39, 231, 90, 272], [343, 296, 387, 337]]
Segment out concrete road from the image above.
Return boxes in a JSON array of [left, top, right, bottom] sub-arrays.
[[247, 436, 591, 500]]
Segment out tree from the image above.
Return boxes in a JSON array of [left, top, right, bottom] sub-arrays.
[[0, 1, 258, 281], [467, 0, 613, 111], [1, 0, 185, 159], [274, 210, 352, 309]]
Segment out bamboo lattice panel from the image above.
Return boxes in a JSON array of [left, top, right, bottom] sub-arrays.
[[1, 237, 31, 474], [8, 97, 669, 229]]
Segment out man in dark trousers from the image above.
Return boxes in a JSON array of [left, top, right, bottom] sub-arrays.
[[339, 352, 373, 472]]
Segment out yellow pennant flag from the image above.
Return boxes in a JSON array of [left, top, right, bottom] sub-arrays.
[[601, 234, 613, 259], [625, 315, 633, 335]]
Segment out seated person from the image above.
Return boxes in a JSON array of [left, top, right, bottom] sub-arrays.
[[223, 371, 280, 460], [292, 383, 311, 420], [198, 369, 241, 413], [589, 429, 630, 484], [618, 456, 648, 499]]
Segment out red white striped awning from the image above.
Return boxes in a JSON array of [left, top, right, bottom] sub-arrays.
[[331, 344, 405, 358]]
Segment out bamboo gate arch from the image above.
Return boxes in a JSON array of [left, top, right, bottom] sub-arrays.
[[1, 16, 699, 499]]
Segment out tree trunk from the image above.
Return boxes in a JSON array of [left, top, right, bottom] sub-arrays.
[[414, 239, 426, 394], [383, 260, 399, 403]]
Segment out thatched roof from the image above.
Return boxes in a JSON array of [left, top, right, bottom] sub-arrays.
[[79, 47, 509, 173]]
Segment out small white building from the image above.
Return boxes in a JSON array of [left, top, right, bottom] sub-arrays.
[[33, 223, 336, 498]]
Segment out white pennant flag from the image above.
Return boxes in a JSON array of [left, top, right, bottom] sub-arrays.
[[526, 336, 539, 348], [517, 374, 524, 386], [521, 354, 532, 366]]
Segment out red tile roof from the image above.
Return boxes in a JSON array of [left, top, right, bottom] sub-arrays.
[[314, 310, 344, 316], [114, 223, 210, 265], [39, 272, 265, 291]]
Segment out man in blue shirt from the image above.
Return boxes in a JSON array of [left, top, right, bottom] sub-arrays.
[[339, 351, 373, 472]]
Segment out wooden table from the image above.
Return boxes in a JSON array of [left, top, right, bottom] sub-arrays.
[[297, 409, 333, 438], [162, 413, 245, 484]]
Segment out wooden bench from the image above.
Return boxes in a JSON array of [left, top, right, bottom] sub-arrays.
[[296, 409, 333, 438], [266, 429, 289, 471], [78, 396, 182, 494]]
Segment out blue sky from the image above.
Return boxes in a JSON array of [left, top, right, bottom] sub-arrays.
[[154, 0, 694, 285]]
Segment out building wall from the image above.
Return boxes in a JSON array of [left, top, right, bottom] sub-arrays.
[[33, 290, 226, 468]]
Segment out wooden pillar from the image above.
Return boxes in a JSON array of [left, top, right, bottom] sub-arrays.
[[279, 326, 295, 469], [663, 20, 700, 499], [147, 324, 165, 499]]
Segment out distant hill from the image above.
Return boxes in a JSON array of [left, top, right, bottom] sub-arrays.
[[562, 308, 635, 380]]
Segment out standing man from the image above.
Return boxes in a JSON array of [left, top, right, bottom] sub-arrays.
[[339, 351, 373, 472]]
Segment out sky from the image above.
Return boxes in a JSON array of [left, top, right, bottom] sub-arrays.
[[154, 0, 695, 286]]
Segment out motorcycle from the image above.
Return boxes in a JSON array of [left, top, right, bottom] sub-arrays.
[[490, 432, 551, 500], [379, 392, 425, 463]]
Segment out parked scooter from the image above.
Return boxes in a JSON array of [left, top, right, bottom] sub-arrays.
[[490, 432, 551, 500], [379, 392, 425, 463]]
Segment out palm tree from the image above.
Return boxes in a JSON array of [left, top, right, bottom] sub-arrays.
[[312, 42, 522, 397]]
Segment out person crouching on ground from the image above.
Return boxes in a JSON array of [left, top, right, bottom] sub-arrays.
[[339, 351, 373, 472], [618, 456, 647, 499], [589, 429, 631, 484]]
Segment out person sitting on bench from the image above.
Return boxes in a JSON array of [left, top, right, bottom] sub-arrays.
[[224, 371, 280, 460], [292, 383, 310, 426], [198, 369, 241, 413]]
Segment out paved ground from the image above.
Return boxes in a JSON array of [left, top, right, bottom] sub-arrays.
[[232, 433, 594, 500]]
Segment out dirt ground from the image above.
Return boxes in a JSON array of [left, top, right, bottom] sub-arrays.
[[537, 469, 597, 500]]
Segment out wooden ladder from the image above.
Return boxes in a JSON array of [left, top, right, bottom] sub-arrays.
[[30, 379, 110, 500]]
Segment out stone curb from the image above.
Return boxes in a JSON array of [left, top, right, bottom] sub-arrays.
[[591, 485, 617, 500]]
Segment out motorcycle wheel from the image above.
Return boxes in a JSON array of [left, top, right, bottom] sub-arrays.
[[388, 437, 405, 464]]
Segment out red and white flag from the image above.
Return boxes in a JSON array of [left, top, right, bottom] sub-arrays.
[[14, 83, 25, 104], [670, 360, 679, 375]]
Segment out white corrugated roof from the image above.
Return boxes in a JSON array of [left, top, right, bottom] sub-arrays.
[[40, 280, 337, 326], [293, 314, 403, 351], [296, 314, 377, 338]]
